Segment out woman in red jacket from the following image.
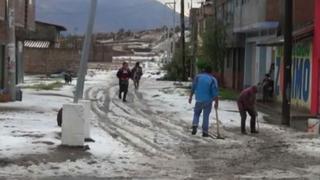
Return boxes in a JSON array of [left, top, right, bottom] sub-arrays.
[[117, 62, 131, 102]]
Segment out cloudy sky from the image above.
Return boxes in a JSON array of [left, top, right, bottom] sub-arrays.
[[157, 0, 201, 15]]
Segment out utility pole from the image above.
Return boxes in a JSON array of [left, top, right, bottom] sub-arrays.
[[172, 0, 176, 58], [6, 0, 16, 101], [181, 0, 187, 81], [165, 1, 176, 62], [74, 0, 97, 103], [282, 0, 293, 125]]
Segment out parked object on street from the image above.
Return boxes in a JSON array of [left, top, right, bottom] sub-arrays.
[[237, 86, 259, 135], [15, 88, 23, 101], [64, 72, 73, 84], [308, 118, 320, 135], [0, 94, 11, 102], [57, 108, 63, 127], [189, 66, 219, 137], [117, 62, 132, 102], [131, 62, 143, 90]]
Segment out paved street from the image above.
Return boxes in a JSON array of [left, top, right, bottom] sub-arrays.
[[87, 77, 320, 179], [0, 72, 320, 179]]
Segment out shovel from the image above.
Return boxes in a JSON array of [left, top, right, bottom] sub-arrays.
[[215, 108, 225, 139]]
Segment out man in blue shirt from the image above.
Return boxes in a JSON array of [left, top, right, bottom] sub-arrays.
[[189, 66, 219, 137]]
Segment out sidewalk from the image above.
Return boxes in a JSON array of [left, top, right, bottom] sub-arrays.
[[0, 71, 127, 179], [257, 101, 317, 131]]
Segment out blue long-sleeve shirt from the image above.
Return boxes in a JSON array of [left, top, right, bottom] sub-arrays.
[[192, 73, 219, 102]]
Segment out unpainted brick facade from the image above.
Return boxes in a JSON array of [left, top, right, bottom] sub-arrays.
[[24, 48, 80, 75], [0, 0, 35, 43]]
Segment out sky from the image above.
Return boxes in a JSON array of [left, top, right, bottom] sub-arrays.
[[156, 0, 201, 16]]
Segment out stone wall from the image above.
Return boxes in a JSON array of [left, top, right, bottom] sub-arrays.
[[24, 48, 80, 75]]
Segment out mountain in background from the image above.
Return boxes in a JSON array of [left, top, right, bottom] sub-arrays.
[[36, 0, 180, 34]]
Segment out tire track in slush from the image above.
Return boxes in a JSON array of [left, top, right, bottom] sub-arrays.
[[129, 90, 210, 144], [87, 86, 159, 157], [103, 87, 178, 156], [87, 80, 209, 159], [87, 85, 175, 158], [109, 85, 208, 144]]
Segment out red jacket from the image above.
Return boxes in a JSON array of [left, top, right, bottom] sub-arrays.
[[117, 68, 131, 81], [237, 87, 257, 111]]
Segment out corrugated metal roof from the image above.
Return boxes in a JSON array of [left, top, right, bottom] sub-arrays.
[[234, 21, 279, 33], [24, 41, 51, 48], [257, 24, 314, 46]]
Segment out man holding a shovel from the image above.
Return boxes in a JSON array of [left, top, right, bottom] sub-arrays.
[[189, 65, 219, 137], [237, 86, 259, 135]]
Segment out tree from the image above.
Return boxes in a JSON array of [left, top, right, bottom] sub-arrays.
[[201, 19, 227, 73], [118, 28, 125, 35], [164, 43, 191, 81]]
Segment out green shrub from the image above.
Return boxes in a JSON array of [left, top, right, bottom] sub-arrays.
[[24, 81, 64, 90], [219, 88, 239, 100]]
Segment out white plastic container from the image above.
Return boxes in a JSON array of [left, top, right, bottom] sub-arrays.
[[307, 118, 320, 135], [62, 103, 85, 146], [80, 100, 92, 139]]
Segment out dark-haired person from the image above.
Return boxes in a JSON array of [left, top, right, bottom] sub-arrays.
[[131, 62, 143, 90], [189, 66, 219, 137], [117, 62, 131, 102], [237, 86, 259, 134], [262, 74, 273, 102]]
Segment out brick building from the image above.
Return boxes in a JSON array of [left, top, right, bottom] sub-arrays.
[[0, 0, 35, 91], [191, 0, 318, 116], [22, 21, 80, 75], [25, 21, 67, 48]]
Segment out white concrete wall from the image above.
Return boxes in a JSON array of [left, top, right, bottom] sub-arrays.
[[254, 45, 260, 85], [62, 104, 85, 147], [266, 47, 273, 74], [80, 100, 92, 139]]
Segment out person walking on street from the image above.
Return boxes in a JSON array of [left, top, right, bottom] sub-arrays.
[[189, 66, 219, 137], [262, 74, 273, 102], [237, 86, 259, 134], [117, 62, 131, 102], [131, 62, 143, 90]]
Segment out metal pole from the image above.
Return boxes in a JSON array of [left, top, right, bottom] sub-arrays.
[[172, 0, 176, 59], [282, 0, 292, 125], [6, 0, 16, 101], [181, 0, 187, 80], [17, 41, 24, 84], [165, 1, 176, 62], [74, 0, 97, 103]]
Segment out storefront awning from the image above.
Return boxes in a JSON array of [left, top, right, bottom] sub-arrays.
[[24, 41, 51, 48], [257, 24, 314, 46], [233, 21, 279, 33]]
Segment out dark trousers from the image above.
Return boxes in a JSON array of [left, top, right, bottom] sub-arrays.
[[133, 79, 140, 90], [119, 80, 129, 100], [262, 87, 269, 102], [240, 109, 257, 133]]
